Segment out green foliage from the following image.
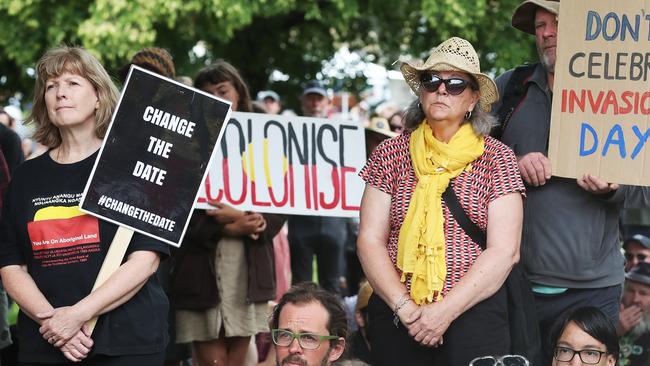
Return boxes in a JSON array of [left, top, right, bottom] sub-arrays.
[[0, 0, 537, 108]]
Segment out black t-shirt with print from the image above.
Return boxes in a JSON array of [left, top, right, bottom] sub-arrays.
[[620, 330, 650, 366], [0, 151, 169, 363]]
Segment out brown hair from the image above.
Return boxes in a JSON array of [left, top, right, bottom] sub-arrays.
[[0, 109, 15, 129], [26, 46, 119, 148], [194, 59, 252, 112], [549, 307, 619, 364], [119, 47, 176, 83]]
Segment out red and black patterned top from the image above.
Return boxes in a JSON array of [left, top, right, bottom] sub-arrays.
[[359, 131, 525, 297]]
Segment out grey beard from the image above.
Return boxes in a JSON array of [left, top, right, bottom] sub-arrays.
[[536, 47, 555, 75], [630, 312, 650, 337]]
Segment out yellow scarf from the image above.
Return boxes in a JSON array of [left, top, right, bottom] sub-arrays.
[[397, 121, 484, 304]]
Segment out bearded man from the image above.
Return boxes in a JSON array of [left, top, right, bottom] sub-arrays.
[[618, 263, 650, 366]]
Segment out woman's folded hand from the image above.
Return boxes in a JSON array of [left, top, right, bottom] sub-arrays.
[[408, 301, 451, 347], [223, 212, 267, 237], [37, 306, 89, 347], [59, 325, 94, 362]]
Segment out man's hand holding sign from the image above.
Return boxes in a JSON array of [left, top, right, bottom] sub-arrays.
[[519, 151, 619, 194], [517, 152, 552, 186], [489, 1, 650, 363], [517, 1, 639, 194], [576, 174, 620, 194]]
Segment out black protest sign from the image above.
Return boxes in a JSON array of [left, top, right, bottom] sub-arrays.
[[80, 66, 230, 246]]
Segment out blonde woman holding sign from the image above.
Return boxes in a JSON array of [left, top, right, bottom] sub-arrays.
[[357, 37, 525, 365], [0, 46, 169, 365]]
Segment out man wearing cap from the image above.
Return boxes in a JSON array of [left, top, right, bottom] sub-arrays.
[[618, 263, 650, 366], [624, 235, 650, 273], [287, 81, 348, 295], [619, 235, 650, 344], [300, 81, 331, 118], [257, 90, 282, 115], [492, 0, 650, 362]]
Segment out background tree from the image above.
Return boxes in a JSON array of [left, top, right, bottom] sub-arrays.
[[0, 0, 536, 110]]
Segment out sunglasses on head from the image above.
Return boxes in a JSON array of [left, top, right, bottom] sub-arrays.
[[469, 355, 529, 366], [419, 73, 475, 95]]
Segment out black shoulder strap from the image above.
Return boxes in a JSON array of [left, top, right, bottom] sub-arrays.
[[442, 183, 486, 250], [491, 63, 538, 140]]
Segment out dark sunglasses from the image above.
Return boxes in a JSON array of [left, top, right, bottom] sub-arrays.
[[420, 73, 474, 95]]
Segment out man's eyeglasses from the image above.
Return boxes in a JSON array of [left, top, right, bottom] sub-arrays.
[[625, 252, 647, 262], [554, 346, 608, 364], [271, 329, 338, 350], [469, 355, 529, 366], [419, 73, 475, 95]]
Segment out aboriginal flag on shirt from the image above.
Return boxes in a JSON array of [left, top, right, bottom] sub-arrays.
[[27, 205, 101, 268]]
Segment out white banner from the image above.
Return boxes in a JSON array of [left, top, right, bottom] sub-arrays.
[[195, 112, 366, 217]]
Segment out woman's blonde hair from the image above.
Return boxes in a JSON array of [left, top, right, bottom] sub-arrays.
[[26, 46, 119, 148]]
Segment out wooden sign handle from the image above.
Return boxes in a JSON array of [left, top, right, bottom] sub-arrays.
[[85, 226, 134, 334]]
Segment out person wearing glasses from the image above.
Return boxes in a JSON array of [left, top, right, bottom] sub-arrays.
[[357, 37, 525, 365], [617, 263, 650, 366], [493, 1, 650, 362], [549, 307, 619, 366], [270, 282, 347, 366]]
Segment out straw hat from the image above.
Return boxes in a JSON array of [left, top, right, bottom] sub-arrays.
[[366, 117, 398, 138], [355, 281, 373, 312], [512, 0, 560, 35], [399, 37, 498, 112]]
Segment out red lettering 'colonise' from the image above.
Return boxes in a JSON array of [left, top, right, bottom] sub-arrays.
[[201, 117, 360, 212]]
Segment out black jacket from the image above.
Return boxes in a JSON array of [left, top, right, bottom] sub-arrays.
[[170, 210, 285, 309]]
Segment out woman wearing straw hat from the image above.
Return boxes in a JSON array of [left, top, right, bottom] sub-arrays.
[[357, 37, 525, 365]]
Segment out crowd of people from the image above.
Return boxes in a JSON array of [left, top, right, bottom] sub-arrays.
[[0, 0, 648, 365]]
